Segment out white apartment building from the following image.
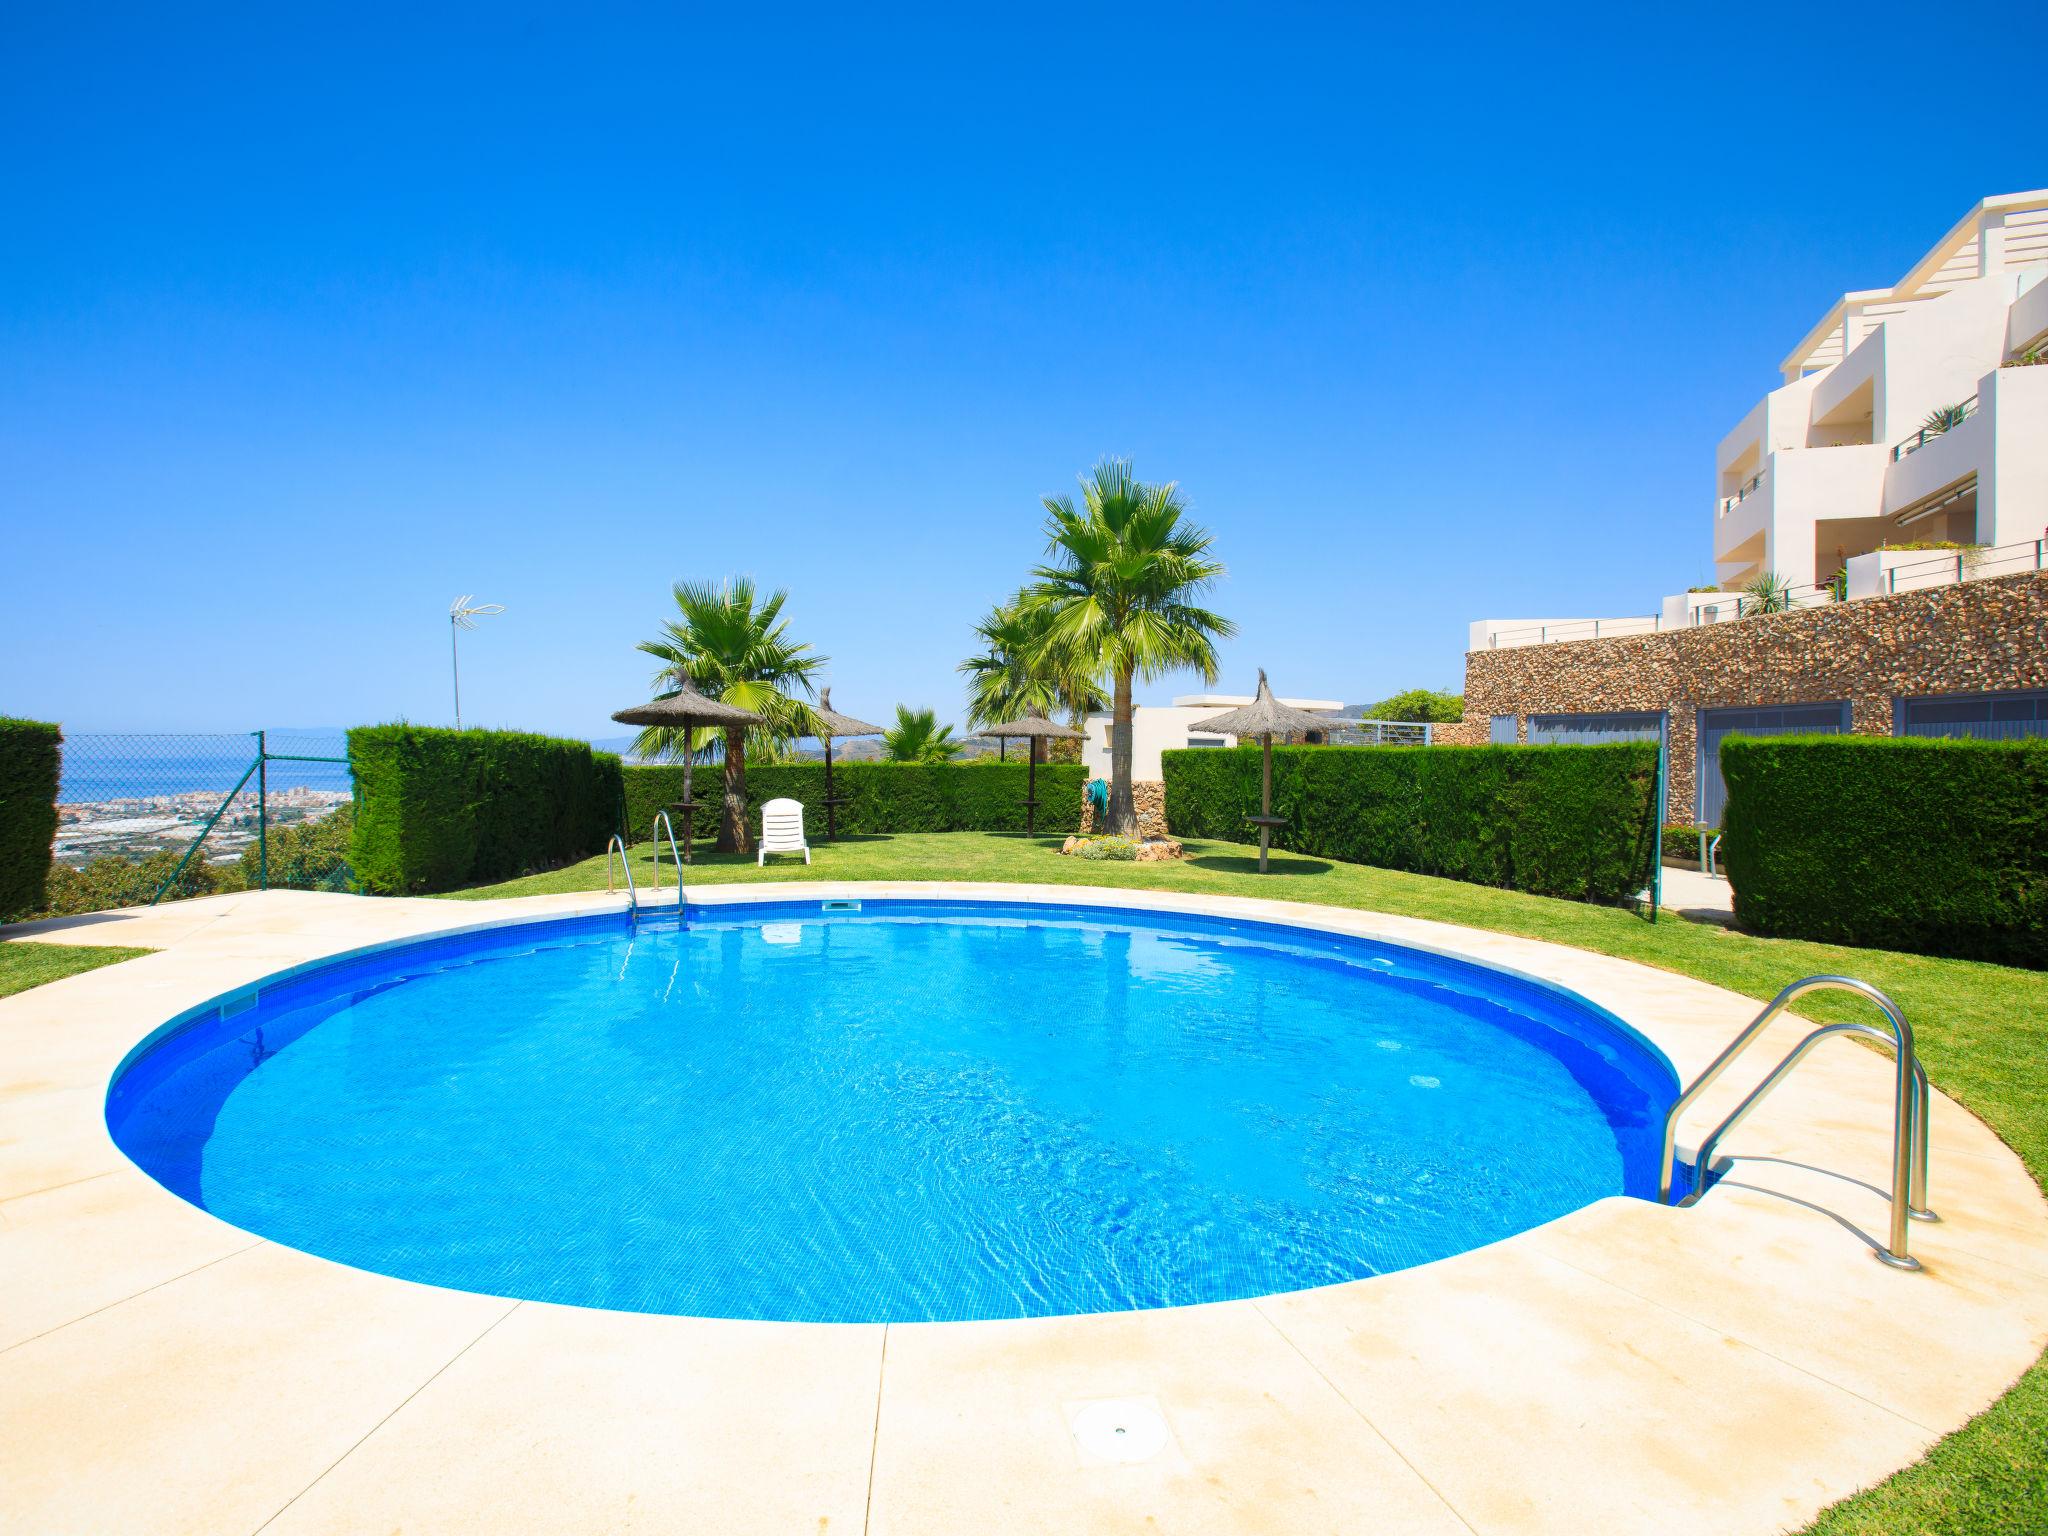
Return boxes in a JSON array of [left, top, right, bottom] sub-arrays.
[[1716, 190, 2048, 590], [1469, 191, 2048, 652], [1081, 692, 1345, 781]]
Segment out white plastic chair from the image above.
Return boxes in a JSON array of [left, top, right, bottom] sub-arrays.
[[757, 797, 811, 865]]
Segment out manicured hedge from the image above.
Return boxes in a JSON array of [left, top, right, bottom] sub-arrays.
[[0, 717, 62, 922], [1721, 736, 2048, 967], [348, 725, 624, 894], [621, 760, 1087, 843], [1163, 742, 1660, 903]]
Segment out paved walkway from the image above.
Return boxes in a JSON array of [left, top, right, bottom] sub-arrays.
[[1659, 865, 1735, 924], [4, 886, 2044, 1535]]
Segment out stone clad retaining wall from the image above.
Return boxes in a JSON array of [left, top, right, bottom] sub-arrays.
[[1453, 572, 2048, 819], [1078, 779, 1169, 838]]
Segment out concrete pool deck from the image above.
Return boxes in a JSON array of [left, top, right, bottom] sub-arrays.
[[3, 884, 2045, 1536]]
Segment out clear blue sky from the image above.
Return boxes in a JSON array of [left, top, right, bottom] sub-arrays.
[[4, 4, 2042, 736]]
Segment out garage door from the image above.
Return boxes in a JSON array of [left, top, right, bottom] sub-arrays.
[[1897, 689, 2048, 741], [1527, 711, 1664, 745], [1698, 702, 1847, 827]]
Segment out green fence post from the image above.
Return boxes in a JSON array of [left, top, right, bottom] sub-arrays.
[[256, 730, 268, 891], [1651, 719, 1667, 922]]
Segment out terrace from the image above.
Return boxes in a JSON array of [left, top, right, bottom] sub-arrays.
[[5, 821, 2047, 1535]]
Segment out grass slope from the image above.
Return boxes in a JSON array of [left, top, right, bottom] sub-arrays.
[[455, 831, 2048, 1533], [0, 940, 150, 998]]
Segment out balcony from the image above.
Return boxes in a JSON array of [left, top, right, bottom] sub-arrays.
[[1847, 536, 2048, 598], [1719, 468, 1765, 514], [1891, 395, 1977, 461]]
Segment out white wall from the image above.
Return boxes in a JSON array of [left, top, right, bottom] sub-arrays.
[[1984, 361, 2048, 547], [1081, 694, 1343, 780]]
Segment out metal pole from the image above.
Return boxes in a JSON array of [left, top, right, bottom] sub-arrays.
[[824, 735, 837, 842], [256, 730, 268, 891], [1651, 718, 1666, 921], [151, 757, 261, 905], [680, 739, 694, 864], [450, 617, 462, 730], [1260, 735, 1272, 874], [1027, 736, 1037, 837]]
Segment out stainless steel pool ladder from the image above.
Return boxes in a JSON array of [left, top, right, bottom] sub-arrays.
[[1657, 975, 1935, 1270], [606, 834, 638, 924], [647, 810, 685, 912]]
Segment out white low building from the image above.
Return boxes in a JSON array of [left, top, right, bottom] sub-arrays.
[[1081, 693, 1345, 782]]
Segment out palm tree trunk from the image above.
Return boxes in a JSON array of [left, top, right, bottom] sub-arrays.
[[1108, 666, 1136, 836], [719, 726, 748, 853]]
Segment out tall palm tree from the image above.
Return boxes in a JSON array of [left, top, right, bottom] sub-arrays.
[[634, 577, 824, 853], [881, 705, 961, 764], [1024, 460, 1233, 835], [958, 594, 1107, 758]]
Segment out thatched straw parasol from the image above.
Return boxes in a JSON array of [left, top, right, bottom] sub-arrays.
[[977, 711, 1083, 836], [612, 683, 764, 863], [810, 687, 885, 842], [1189, 670, 1341, 873]]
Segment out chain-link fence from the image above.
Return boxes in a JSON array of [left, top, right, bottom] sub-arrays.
[[45, 731, 354, 915]]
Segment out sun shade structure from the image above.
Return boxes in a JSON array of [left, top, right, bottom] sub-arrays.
[[810, 687, 885, 842], [1189, 670, 1341, 873], [977, 711, 1084, 836], [611, 684, 765, 863]]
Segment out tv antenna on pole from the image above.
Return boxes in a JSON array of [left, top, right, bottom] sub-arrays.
[[449, 595, 505, 730]]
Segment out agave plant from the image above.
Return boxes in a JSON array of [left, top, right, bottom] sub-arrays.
[[1919, 401, 1970, 436], [1741, 570, 1794, 614]]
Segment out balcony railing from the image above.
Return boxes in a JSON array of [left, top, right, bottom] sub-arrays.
[[1891, 395, 1976, 462], [1882, 537, 2048, 594], [1484, 616, 1662, 648], [1719, 469, 1765, 514]]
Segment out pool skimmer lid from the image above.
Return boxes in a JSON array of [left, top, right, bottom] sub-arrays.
[[1065, 1397, 1175, 1466]]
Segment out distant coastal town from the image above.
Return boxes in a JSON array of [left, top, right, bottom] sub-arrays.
[[54, 786, 352, 866]]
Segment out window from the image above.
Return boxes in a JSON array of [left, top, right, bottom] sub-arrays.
[[1489, 715, 1517, 744], [1527, 711, 1663, 745], [1896, 690, 2048, 741], [1185, 735, 1226, 749]]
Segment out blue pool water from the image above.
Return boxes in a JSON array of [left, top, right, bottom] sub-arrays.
[[109, 900, 1679, 1323]]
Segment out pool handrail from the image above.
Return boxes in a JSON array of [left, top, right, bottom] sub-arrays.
[[1658, 974, 1930, 1270], [605, 834, 637, 924], [648, 811, 685, 911]]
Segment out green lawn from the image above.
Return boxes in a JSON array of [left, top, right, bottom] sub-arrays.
[[459, 830, 2048, 1534], [0, 940, 151, 999]]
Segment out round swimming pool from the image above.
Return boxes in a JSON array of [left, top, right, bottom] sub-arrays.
[[108, 898, 1679, 1323]]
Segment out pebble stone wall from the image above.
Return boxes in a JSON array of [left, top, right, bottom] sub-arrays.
[[1450, 571, 2048, 820]]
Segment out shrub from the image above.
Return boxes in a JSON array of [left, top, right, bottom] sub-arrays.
[[1721, 736, 2048, 966], [621, 760, 1086, 843], [1360, 688, 1463, 723], [348, 726, 621, 894], [42, 847, 249, 915], [1163, 743, 1659, 903], [237, 805, 356, 891], [0, 717, 62, 922], [1070, 835, 1137, 861]]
